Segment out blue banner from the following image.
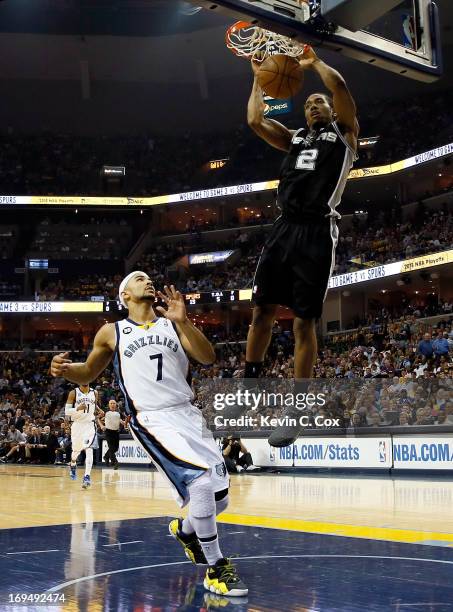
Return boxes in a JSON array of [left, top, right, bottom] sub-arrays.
[[264, 95, 293, 117]]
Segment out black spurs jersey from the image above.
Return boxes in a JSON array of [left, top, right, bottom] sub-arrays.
[[277, 121, 357, 223]]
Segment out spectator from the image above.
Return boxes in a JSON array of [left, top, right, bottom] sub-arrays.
[[0, 425, 27, 463], [433, 333, 450, 360], [418, 333, 434, 359], [13, 408, 25, 432], [222, 436, 254, 473]]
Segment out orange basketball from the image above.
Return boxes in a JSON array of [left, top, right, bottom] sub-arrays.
[[257, 54, 304, 100]]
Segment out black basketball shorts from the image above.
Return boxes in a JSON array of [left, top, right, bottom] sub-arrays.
[[252, 216, 338, 319]]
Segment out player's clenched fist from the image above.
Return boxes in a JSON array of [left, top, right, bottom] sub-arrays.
[[50, 352, 72, 378]]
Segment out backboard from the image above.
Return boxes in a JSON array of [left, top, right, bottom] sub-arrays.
[[191, 0, 442, 81]]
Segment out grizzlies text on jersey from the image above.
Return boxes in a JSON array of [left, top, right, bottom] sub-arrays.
[[71, 388, 96, 424], [114, 317, 193, 413]]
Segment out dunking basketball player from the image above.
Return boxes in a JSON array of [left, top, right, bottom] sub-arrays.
[[65, 384, 103, 489], [51, 272, 247, 597], [246, 46, 359, 445]]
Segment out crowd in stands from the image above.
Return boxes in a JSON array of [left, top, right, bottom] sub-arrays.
[[38, 274, 123, 301], [195, 313, 453, 431], [1, 90, 452, 197], [0, 352, 126, 464], [335, 207, 453, 273], [13, 202, 451, 302], [27, 217, 132, 260], [0, 307, 451, 456]]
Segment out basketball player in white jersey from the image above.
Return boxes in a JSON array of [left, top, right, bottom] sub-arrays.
[[65, 384, 102, 489], [50, 271, 248, 597]]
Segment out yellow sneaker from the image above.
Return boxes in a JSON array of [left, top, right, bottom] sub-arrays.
[[204, 558, 248, 597], [168, 518, 207, 565]]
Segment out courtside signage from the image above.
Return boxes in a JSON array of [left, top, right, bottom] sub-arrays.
[[393, 437, 453, 469], [102, 440, 151, 464], [1, 142, 452, 208], [243, 437, 392, 468]]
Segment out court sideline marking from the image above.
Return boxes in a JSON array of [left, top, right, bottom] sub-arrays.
[[217, 513, 453, 545]]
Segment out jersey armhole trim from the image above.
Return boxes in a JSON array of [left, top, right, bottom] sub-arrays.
[[114, 321, 120, 354], [171, 321, 182, 342], [332, 121, 358, 160]]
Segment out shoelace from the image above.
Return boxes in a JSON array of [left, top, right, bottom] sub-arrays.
[[218, 563, 239, 583]]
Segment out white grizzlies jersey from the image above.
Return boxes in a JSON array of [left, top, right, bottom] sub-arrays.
[[114, 317, 194, 412], [72, 388, 97, 424]]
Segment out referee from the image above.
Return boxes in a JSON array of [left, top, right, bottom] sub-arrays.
[[100, 399, 123, 469]]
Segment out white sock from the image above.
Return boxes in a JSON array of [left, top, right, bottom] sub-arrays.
[[181, 517, 195, 536], [198, 534, 223, 566], [84, 449, 93, 477]]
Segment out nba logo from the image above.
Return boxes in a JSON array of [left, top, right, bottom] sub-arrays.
[[379, 441, 387, 463], [269, 446, 275, 462]]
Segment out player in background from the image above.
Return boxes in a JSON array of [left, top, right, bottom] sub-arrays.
[[65, 385, 103, 489], [51, 272, 248, 597], [246, 46, 359, 445]]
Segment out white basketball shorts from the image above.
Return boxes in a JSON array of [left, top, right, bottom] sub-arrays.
[[129, 403, 228, 507]]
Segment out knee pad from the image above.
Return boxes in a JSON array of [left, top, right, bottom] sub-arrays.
[[216, 496, 229, 515], [188, 472, 215, 518]]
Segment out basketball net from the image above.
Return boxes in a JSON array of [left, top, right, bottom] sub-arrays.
[[226, 21, 305, 61]]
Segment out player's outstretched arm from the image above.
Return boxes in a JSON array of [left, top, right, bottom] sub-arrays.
[[247, 61, 294, 152], [156, 285, 216, 365], [50, 324, 115, 385], [299, 46, 359, 148]]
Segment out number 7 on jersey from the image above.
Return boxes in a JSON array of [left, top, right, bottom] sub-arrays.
[[149, 354, 163, 381]]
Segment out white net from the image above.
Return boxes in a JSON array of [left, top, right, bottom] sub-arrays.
[[226, 22, 305, 61]]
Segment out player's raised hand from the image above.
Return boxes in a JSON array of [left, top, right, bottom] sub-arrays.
[[50, 352, 72, 378], [156, 285, 188, 323], [251, 50, 264, 75], [297, 44, 319, 69]]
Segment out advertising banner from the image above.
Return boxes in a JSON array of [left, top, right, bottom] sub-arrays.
[[242, 437, 392, 468], [1, 141, 452, 208], [101, 439, 151, 465], [393, 436, 453, 470], [0, 301, 104, 313]]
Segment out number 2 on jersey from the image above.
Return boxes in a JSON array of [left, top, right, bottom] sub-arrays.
[[149, 353, 163, 381], [296, 148, 318, 170]]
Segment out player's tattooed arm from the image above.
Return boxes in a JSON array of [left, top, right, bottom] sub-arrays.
[[156, 285, 216, 365], [300, 46, 359, 149], [50, 324, 115, 385], [247, 59, 294, 152]]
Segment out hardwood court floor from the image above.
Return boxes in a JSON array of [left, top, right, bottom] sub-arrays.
[[1, 465, 453, 610]]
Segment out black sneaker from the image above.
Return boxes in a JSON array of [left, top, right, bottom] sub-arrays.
[[204, 558, 248, 597], [169, 518, 207, 565]]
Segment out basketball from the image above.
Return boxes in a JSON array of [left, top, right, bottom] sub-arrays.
[[257, 54, 304, 99]]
